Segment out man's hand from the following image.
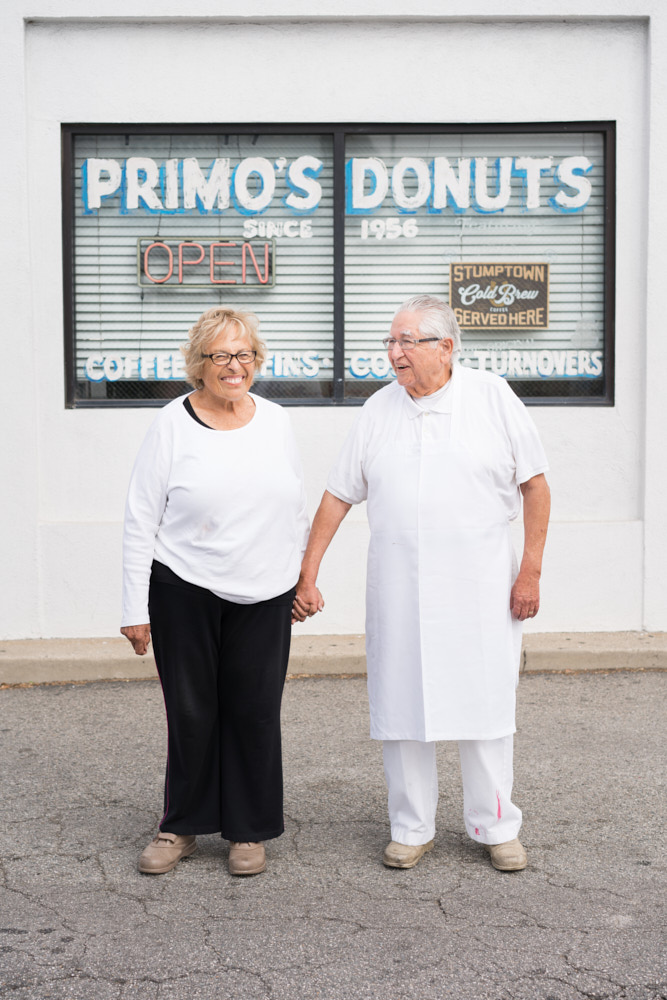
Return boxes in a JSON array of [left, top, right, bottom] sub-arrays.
[[121, 624, 151, 655], [512, 474, 550, 621], [290, 490, 351, 625], [510, 569, 540, 621]]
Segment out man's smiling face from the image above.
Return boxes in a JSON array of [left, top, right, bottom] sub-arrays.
[[387, 310, 454, 398]]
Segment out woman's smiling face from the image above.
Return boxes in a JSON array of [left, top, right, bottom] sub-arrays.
[[200, 323, 257, 403]]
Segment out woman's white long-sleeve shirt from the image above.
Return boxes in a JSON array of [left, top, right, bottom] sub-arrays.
[[121, 393, 309, 626]]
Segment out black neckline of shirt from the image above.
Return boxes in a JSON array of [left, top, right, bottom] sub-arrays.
[[183, 395, 214, 429]]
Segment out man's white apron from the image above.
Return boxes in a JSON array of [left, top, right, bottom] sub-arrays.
[[364, 372, 522, 742]]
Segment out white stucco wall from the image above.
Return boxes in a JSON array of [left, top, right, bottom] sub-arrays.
[[2, 2, 665, 638]]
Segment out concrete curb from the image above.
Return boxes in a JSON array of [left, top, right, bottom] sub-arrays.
[[521, 631, 667, 673], [0, 632, 666, 686]]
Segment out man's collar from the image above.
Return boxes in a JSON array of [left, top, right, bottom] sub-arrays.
[[402, 363, 457, 419]]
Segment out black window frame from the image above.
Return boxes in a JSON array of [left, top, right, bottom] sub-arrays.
[[62, 121, 616, 408]]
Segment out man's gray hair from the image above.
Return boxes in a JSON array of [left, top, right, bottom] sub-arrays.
[[394, 294, 462, 358]]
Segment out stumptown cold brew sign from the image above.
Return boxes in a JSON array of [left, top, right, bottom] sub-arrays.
[[450, 263, 549, 330]]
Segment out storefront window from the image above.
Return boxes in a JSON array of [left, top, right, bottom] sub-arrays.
[[63, 124, 614, 406]]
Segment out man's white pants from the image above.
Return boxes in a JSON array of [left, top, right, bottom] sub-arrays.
[[383, 736, 522, 847]]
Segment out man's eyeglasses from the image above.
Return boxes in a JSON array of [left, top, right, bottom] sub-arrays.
[[382, 337, 440, 351], [201, 350, 257, 365]]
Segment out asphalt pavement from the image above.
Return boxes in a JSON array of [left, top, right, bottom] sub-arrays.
[[0, 671, 665, 1000]]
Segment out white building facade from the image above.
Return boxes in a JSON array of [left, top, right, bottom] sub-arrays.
[[2, 2, 666, 639]]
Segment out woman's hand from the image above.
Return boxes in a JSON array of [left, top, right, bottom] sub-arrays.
[[121, 624, 152, 655], [291, 579, 325, 624]]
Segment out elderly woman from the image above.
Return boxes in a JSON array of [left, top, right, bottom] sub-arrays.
[[295, 294, 550, 872], [121, 306, 308, 876]]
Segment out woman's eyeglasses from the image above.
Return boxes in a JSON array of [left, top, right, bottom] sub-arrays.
[[201, 350, 257, 365]]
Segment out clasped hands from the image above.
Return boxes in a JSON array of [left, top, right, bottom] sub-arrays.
[[291, 578, 325, 624]]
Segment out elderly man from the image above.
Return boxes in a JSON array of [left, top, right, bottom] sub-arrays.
[[294, 294, 550, 871]]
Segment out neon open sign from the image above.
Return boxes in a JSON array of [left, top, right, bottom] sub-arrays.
[[136, 238, 276, 288]]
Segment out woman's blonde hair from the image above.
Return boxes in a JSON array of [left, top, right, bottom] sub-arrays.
[[181, 307, 267, 389]]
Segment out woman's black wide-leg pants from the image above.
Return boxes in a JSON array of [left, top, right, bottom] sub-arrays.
[[148, 560, 293, 842]]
